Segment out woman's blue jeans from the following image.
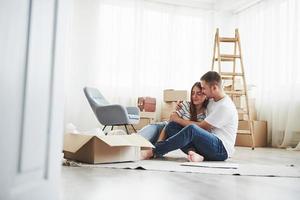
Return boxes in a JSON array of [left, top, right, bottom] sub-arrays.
[[138, 122, 168, 144], [156, 121, 228, 161]]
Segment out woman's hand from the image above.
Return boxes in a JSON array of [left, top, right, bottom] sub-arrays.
[[175, 100, 183, 111], [169, 112, 181, 122]]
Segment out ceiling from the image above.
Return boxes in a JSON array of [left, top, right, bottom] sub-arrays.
[[205, 0, 262, 13], [149, 0, 263, 13]]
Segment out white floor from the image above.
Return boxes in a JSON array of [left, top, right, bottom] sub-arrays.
[[61, 147, 300, 200]]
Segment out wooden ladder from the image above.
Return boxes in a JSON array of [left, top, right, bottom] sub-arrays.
[[211, 28, 255, 150]]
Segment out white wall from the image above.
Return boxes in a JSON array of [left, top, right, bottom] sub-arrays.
[[212, 11, 236, 35], [64, 0, 101, 131], [63, 0, 300, 148], [63, 0, 234, 131]]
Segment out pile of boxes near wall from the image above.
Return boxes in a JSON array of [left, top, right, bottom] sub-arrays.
[[161, 89, 188, 121], [129, 90, 189, 131], [128, 97, 157, 132], [224, 80, 268, 147]]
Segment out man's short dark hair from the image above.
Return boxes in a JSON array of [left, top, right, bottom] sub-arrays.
[[200, 71, 222, 87]]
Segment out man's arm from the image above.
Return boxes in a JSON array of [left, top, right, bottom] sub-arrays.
[[170, 112, 214, 131], [197, 120, 214, 131]]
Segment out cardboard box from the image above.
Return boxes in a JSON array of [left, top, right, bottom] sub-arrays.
[[63, 133, 154, 164], [161, 102, 177, 121], [144, 97, 156, 112], [224, 84, 232, 91], [235, 120, 267, 147], [130, 118, 155, 131], [223, 79, 243, 91], [233, 96, 241, 108], [126, 112, 157, 131], [138, 97, 156, 112], [140, 111, 156, 119], [163, 89, 188, 102]]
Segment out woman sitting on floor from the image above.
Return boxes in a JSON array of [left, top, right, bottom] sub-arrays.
[[139, 81, 209, 161]]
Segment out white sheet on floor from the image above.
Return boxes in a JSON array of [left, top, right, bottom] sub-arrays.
[[180, 161, 239, 169], [62, 149, 300, 178], [63, 158, 300, 178]]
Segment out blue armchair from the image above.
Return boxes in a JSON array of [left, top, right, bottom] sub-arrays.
[[83, 87, 140, 134]]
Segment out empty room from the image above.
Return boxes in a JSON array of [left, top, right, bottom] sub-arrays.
[[1, 0, 300, 200]]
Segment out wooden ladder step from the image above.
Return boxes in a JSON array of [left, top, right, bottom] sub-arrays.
[[215, 57, 234, 62], [237, 130, 251, 135], [225, 91, 246, 96], [221, 72, 244, 76], [219, 37, 237, 42], [221, 76, 234, 80], [215, 55, 240, 61], [220, 54, 241, 58]]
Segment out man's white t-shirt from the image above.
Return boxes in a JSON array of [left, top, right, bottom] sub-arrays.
[[204, 95, 238, 157]]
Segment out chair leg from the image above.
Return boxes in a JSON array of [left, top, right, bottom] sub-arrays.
[[130, 124, 137, 133], [111, 126, 114, 131], [102, 125, 108, 135], [124, 125, 130, 135]]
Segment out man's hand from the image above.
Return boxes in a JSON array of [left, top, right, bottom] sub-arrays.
[[175, 100, 183, 111], [198, 120, 214, 132]]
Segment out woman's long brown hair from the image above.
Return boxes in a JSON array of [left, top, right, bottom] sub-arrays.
[[189, 82, 209, 122]]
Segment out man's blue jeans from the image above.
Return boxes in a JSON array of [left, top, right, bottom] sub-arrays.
[[155, 121, 228, 161], [164, 121, 190, 153]]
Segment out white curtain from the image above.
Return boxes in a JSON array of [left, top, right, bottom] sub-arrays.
[[65, 0, 214, 130], [236, 0, 300, 148]]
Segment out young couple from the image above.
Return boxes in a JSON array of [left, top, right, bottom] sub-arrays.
[[139, 71, 238, 162]]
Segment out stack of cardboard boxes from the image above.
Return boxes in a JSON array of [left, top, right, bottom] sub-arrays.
[[129, 111, 156, 131], [231, 95, 268, 147], [236, 120, 267, 147], [127, 97, 157, 132], [161, 89, 188, 121]]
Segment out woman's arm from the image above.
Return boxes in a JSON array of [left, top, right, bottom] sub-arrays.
[[170, 112, 214, 132], [170, 112, 194, 126]]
